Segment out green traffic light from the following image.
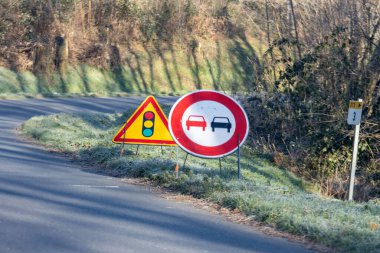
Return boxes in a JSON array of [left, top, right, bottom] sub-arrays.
[[142, 129, 153, 137]]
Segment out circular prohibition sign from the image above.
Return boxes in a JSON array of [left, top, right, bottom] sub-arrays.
[[168, 90, 249, 158]]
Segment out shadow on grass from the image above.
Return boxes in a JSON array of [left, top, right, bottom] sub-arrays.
[[1, 31, 264, 97], [228, 33, 263, 92], [143, 43, 156, 92], [239, 159, 306, 191], [154, 41, 177, 92], [187, 39, 203, 90]]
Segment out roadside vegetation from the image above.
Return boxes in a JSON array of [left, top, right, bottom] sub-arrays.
[[2, 0, 380, 211], [0, 0, 263, 97], [21, 110, 380, 253], [0, 37, 259, 97]]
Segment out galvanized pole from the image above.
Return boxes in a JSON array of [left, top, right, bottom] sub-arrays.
[[120, 121, 128, 157], [135, 145, 140, 155], [348, 98, 362, 201], [182, 153, 189, 170], [237, 134, 241, 180], [219, 158, 222, 175], [348, 122, 361, 201], [175, 146, 179, 179]]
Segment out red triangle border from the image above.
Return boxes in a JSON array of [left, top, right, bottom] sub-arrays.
[[113, 96, 176, 146]]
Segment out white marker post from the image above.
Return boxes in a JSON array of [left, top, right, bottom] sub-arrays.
[[347, 99, 363, 201]]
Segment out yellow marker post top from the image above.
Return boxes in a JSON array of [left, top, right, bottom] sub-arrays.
[[349, 101, 363, 110]]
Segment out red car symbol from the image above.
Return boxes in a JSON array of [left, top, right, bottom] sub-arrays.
[[186, 115, 206, 131]]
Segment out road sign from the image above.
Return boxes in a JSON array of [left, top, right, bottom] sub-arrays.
[[168, 90, 249, 158], [347, 100, 363, 125], [347, 99, 363, 201], [113, 96, 176, 146]]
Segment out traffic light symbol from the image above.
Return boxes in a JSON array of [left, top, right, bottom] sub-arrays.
[[142, 111, 155, 137]]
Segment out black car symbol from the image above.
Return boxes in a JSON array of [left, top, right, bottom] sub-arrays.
[[211, 117, 232, 133]]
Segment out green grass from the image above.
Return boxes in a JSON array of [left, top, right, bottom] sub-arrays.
[[0, 38, 262, 99], [20, 110, 380, 253]]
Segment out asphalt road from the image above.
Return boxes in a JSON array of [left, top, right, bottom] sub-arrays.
[[0, 97, 314, 253]]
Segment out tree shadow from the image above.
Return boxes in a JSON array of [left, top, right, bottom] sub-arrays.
[[168, 43, 184, 90], [204, 52, 218, 90], [125, 55, 144, 93], [16, 73, 29, 93], [6, 55, 32, 94], [240, 158, 306, 191], [79, 65, 92, 93], [228, 33, 263, 92], [58, 71, 68, 94], [154, 41, 176, 92], [0, 65, 37, 94], [1, 29, 265, 97], [35, 74, 51, 94], [142, 43, 156, 92], [187, 39, 202, 89], [126, 42, 148, 93], [108, 44, 129, 92], [204, 41, 223, 91]]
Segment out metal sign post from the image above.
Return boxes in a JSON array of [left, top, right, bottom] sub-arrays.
[[182, 153, 189, 169], [347, 99, 363, 201], [175, 146, 179, 179], [120, 119, 128, 157], [237, 134, 241, 180], [219, 158, 222, 175]]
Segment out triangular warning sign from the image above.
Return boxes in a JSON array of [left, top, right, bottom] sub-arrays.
[[112, 96, 176, 146]]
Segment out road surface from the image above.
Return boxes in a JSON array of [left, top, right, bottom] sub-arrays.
[[0, 97, 314, 253]]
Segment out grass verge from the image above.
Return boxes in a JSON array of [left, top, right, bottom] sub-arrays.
[[1, 36, 262, 99], [20, 110, 380, 253]]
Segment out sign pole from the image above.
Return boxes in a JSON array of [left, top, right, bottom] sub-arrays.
[[347, 98, 363, 201], [120, 121, 128, 157], [136, 145, 140, 155], [237, 134, 241, 180], [348, 120, 361, 201], [182, 153, 189, 169], [219, 158, 222, 175], [175, 146, 179, 179]]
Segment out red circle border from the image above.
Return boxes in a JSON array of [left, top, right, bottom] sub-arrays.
[[169, 91, 249, 158]]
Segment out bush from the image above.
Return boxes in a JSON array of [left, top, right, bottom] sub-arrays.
[[245, 28, 380, 200]]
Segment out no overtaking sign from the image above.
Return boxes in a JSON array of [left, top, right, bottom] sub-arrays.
[[168, 90, 249, 158]]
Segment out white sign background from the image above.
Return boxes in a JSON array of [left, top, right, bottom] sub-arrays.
[[181, 101, 236, 146], [347, 108, 362, 125]]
